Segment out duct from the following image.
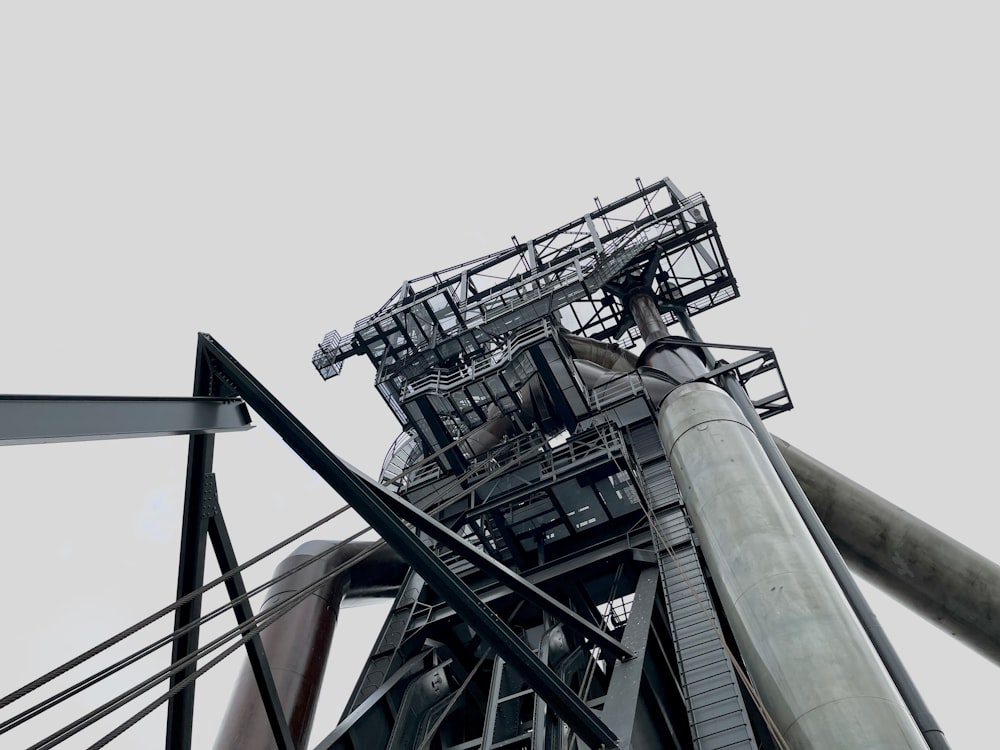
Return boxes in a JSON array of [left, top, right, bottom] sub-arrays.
[[775, 435, 1000, 666], [214, 540, 406, 750], [574, 357, 675, 411], [658, 383, 926, 748], [560, 332, 639, 372], [385, 663, 453, 750], [573, 358, 628, 390], [461, 408, 514, 458]]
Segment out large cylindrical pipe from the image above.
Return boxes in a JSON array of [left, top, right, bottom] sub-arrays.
[[214, 540, 405, 750], [775, 435, 1000, 665], [672, 306, 947, 748], [659, 382, 925, 749], [628, 291, 707, 386]]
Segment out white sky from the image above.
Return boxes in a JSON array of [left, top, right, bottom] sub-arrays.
[[1, 3, 997, 748]]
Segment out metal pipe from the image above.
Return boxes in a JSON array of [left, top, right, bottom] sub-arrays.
[[562, 325, 994, 675], [671, 307, 948, 749], [627, 292, 707, 384], [774, 435, 1000, 666], [628, 291, 671, 346], [659, 382, 926, 748], [214, 541, 405, 750]]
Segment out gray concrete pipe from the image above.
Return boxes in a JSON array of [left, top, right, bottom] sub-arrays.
[[659, 383, 926, 749], [774, 436, 1000, 666], [214, 540, 406, 750]]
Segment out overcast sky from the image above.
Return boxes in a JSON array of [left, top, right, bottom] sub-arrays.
[[1, 3, 997, 748]]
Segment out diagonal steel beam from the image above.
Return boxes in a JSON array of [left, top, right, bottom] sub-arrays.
[[349, 468, 633, 661], [207, 493, 294, 749], [198, 333, 619, 750]]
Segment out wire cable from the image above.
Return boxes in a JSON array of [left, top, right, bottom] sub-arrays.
[[26, 540, 386, 750], [0, 502, 357, 712], [0, 525, 375, 736], [10, 452, 480, 746]]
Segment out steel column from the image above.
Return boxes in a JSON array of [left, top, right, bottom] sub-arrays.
[[602, 567, 663, 750], [165, 348, 216, 750]]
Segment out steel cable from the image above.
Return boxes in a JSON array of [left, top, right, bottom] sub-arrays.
[[0, 524, 374, 736], [20, 476, 465, 747], [0, 502, 358, 713], [26, 539, 386, 750], [8, 450, 484, 747]]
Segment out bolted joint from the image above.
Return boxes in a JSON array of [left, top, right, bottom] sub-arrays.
[[200, 473, 220, 519]]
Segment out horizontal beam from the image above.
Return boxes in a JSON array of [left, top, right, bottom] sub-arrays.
[[0, 396, 253, 445]]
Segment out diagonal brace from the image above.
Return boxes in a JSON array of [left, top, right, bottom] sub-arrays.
[[198, 333, 620, 750], [350, 468, 633, 661], [205, 492, 295, 750]]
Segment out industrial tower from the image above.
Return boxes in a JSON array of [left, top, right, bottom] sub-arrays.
[[272, 178, 942, 749], [8, 178, 985, 750]]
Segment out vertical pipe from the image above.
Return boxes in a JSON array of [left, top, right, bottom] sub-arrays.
[[214, 542, 362, 750], [673, 309, 948, 750], [627, 293, 707, 384], [628, 292, 671, 345], [659, 382, 926, 748]]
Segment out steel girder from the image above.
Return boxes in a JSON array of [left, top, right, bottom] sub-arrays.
[[197, 332, 621, 750]]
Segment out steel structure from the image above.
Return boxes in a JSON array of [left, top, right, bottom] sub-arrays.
[[10, 176, 999, 748], [290, 178, 940, 750]]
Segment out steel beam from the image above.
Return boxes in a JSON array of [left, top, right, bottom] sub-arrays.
[[312, 650, 434, 750], [197, 333, 620, 750], [165, 350, 217, 750], [602, 567, 661, 750], [351, 470, 632, 661], [0, 395, 252, 445], [411, 538, 653, 629], [208, 506, 294, 749]]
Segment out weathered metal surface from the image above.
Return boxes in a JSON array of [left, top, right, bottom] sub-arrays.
[[775, 435, 1000, 666], [659, 383, 925, 749]]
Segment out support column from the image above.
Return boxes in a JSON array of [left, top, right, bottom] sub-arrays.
[[165, 349, 216, 750]]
